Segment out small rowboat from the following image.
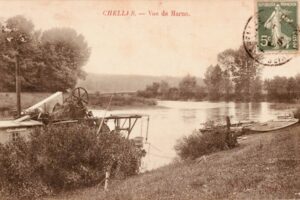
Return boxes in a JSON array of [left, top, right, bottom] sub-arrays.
[[245, 118, 299, 132], [199, 120, 256, 132]]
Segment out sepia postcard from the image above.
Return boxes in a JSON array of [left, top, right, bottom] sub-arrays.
[[0, 0, 299, 199]]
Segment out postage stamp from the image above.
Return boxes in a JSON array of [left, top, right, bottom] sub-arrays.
[[243, 15, 295, 66], [257, 1, 298, 52], [243, 0, 299, 66]]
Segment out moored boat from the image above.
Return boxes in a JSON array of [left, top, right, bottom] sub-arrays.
[[199, 120, 256, 133], [245, 118, 299, 132]]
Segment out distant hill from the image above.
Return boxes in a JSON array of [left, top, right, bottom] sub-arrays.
[[77, 73, 204, 93]]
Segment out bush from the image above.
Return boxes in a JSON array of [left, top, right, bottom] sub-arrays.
[[0, 138, 51, 199], [0, 123, 143, 199], [174, 128, 237, 160], [293, 107, 300, 121]]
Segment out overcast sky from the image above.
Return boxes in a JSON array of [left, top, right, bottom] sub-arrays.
[[0, 0, 300, 79]]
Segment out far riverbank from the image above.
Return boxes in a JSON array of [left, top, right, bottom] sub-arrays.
[[0, 92, 158, 118]]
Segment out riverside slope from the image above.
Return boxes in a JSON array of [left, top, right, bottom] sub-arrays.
[[45, 124, 300, 200]]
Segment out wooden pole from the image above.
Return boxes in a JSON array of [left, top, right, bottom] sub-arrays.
[[96, 94, 113, 135], [104, 171, 110, 191], [145, 116, 150, 142], [15, 54, 21, 118]]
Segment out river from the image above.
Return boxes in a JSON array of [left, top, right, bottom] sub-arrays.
[[92, 100, 294, 170]]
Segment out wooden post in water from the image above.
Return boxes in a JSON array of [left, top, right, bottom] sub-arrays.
[[226, 116, 231, 131], [15, 54, 21, 118]]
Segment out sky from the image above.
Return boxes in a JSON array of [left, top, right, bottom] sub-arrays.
[[0, 0, 300, 79]]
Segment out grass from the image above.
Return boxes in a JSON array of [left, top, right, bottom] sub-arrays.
[[0, 92, 52, 109], [43, 125, 300, 200], [0, 92, 52, 118], [88, 94, 157, 109]]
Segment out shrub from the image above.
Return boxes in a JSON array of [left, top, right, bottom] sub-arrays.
[[0, 138, 51, 199], [0, 123, 143, 199], [174, 128, 237, 160], [293, 107, 300, 121]]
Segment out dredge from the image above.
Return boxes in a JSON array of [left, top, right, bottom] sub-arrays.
[[0, 87, 150, 148]]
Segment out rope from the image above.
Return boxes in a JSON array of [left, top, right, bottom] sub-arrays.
[[145, 143, 174, 160], [146, 143, 164, 152], [96, 95, 113, 135], [148, 152, 174, 160]]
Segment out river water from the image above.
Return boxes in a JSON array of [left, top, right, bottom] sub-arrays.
[[92, 101, 294, 170]]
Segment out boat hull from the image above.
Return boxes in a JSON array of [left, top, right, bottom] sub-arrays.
[[246, 119, 299, 132]]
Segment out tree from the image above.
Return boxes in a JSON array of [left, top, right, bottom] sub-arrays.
[[264, 75, 300, 101], [204, 65, 223, 100], [218, 45, 262, 101], [294, 74, 300, 99], [0, 16, 90, 92], [194, 85, 206, 100], [250, 76, 263, 101], [39, 28, 90, 92], [178, 74, 197, 99], [158, 81, 170, 99], [286, 77, 297, 100], [221, 69, 233, 101], [0, 15, 38, 92], [167, 87, 180, 100], [264, 76, 289, 101], [137, 82, 160, 98]]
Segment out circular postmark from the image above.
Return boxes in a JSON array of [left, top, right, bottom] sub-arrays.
[[243, 15, 296, 66]]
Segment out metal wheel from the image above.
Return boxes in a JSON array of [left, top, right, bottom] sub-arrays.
[[70, 87, 89, 105]]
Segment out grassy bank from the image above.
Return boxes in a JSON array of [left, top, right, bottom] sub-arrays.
[[44, 125, 300, 200], [0, 93, 52, 109], [88, 94, 157, 110], [0, 92, 157, 118], [0, 93, 52, 118]]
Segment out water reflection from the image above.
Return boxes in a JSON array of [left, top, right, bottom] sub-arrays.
[[179, 109, 196, 123], [92, 100, 293, 170]]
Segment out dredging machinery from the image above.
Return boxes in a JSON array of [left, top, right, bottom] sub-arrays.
[[0, 87, 149, 147]]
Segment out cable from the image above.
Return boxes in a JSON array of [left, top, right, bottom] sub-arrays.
[[144, 142, 174, 160], [148, 152, 174, 160], [147, 143, 164, 152]]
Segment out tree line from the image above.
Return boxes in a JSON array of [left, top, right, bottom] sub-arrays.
[[137, 75, 205, 100], [264, 75, 300, 101], [138, 46, 299, 102], [0, 15, 90, 92]]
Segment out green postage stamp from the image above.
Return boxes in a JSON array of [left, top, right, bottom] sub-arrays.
[[257, 1, 298, 52]]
